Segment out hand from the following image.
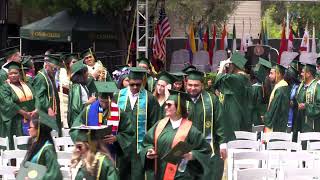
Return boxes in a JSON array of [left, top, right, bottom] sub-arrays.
[[87, 96, 96, 104], [298, 103, 305, 110], [220, 148, 227, 160], [104, 135, 117, 144], [146, 148, 158, 159], [183, 152, 193, 161], [29, 110, 38, 119], [19, 110, 31, 119], [48, 108, 56, 118]]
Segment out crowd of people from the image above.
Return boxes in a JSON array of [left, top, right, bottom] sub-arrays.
[[0, 46, 319, 180]]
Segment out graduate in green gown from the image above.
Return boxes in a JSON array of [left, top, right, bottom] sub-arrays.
[[67, 60, 96, 127], [186, 69, 233, 180], [214, 52, 252, 131], [71, 81, 134, 179], [295, 64, 320, 132], [69, 125, 119, 180], [250, 58, 272, 126], [114, 67, 160, 180], [32, 55, 63, 136], [137, 57, 157, 92], [153, 71, 175, 119], [0, 62, 38, 149], [21, 111, 62, 180], [0, 47, 21, 84], [140, 90, 212, 180], [263, 63, 290, 132], [171, 72, 186, 92]]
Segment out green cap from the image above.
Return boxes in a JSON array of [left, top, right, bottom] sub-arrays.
[[37, 110, 59, 131], [63, 53, 79, 64], [254, 58, 272, 82], [45, 55, 61, 66], [4, 47, 19, 59], [303, 63, 317, 76], [286, 66, 299, 78], [170, 72, 186, 82], [137, 57, 150, 67], [290, 60, 300, 72], [71, 60, 87, 77], [231, 52, 248, 70], [182, 64, 197, 73], [259, 58, 272, 69], [128, 67, 147, 80], [71, 125, 112, 142], [21, 56, 34, 68], [186, 70, 204, 81], [157, 71, 175, 84], [3, 61, 23, 70], [95, 81, 118, 98], [271, 62, 287, 75], [81, 48, 94, 58]]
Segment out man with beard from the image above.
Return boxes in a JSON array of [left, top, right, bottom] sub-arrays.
[[185, 69, 232, 180], [263, 63, 290, 132]]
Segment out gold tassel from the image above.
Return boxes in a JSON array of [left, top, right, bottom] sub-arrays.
[[176, 93, 181, 116], [21, 63, 26, 82], [107, 96, 111, 119]]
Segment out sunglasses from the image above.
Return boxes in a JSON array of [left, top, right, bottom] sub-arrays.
[[129, 83, 142, 87], [165, 103, 174, 107]]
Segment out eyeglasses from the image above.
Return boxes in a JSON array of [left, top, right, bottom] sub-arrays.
[[165, 103, 173, 108], [129, 83, 142, 87]]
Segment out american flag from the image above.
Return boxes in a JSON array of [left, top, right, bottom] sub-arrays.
[[153, 7, 171, 61]]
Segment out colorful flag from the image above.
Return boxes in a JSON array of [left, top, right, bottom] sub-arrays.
[[240, 19, 245, 52], [197, 23, 203, 51], [189, 22, 197, 54], [263, 21, 268, 45], [312, 24, 316, 53], [260, 20, 268, 45], [152, 7, 171, 61], [278, 20, 287, 64], [288, 24, 294, 52], [209, 24, 217, 65], [300, 25, 309, 52], [185, 35, 193, 63], [232, 23, 237, 52], [220, 24, 228, 50], [203, 25, 209, 51]]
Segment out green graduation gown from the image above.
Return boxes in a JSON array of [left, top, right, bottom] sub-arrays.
[[146, 74, 156, 92], [264, 79, 290, 132], [140, 119, 212, 180], [0, 69, 7, 84], [249, 83, 267, 126], [67, 83, 88, 128], [187, 90, 234, 180], [214, 73, 252, 131], [28, 141, 62, 180], [32, 69, 62, 135], [70, 100, 134, 177], [114, 88, 160, 180], [74, 152, 119, 180], [0, 82, 36, 149], [295, 79, 320, 132]]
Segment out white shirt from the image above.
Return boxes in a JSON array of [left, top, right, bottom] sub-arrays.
[[80, 84, 89, 104], [128, 90, 139, 110], [87, 61, 103, 77], [170, 118, 182, 129], [191, 94, 201, 103]]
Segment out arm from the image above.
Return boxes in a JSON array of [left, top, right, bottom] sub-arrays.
[[139, 122, 158, 170], [32, 74, 50, 112], [99, 156, 120, 180], [147, 93, 160, 129], [305, 84, 320, 120], [41, 147, 63, 180], [114, 111, 134, 154]]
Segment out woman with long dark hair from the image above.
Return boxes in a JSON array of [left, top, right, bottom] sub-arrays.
[[140, 90, 211, 180], [70, 126, 119, 180], [21, 111, 62, 179], [67, 61, 96, 127]]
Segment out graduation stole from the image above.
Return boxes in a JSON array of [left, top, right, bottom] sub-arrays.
[[186, 91, 214, 141], [38, 71, 57, 113], [95, 152, 106, 180], [30, 140, 52, 163], [154, 118, 192, 180], [117, 87, 147, 153], [267, 79, 288, 110], [8, 81, 33, 102]]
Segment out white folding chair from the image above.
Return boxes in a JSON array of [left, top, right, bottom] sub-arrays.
[[227, 140, 261, 151], [261, 132, 293, 142], [252, 125, 265, 133], [234, 131, 258, 141], [297, 132, 320, 143], [0, 165, 18, 180], [278, 151, 316, 169], [61, 168, 71, 180], [1, 150, 27, 167], [0, 137, 9, 150], [57, 151, 72, 168], [265, 141, 301, 151], [13, 135, 30, 150], [53, 137, 74, 151], [281, 168, 320, 180], [62, 129, 70, 137], [229, 151, 270, 180], [236, 168, 276, 180]]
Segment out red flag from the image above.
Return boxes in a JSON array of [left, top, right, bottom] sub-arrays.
[[203, 25, 209, 51], [278, 21, 287, 64], [220, 24, 228, 50], [288, 25, 294, 52], [209, 24, 217, 65]]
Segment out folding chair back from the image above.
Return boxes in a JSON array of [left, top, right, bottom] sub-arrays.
[[261, 132, 293, 142], [13, 135, 30, 150], [235, 131, 258, 141], [53, 137, 74, 151], [236, 168, 276, 180]]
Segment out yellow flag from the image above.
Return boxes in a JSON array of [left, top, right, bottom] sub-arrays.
[[189, 23, 196, 54]]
